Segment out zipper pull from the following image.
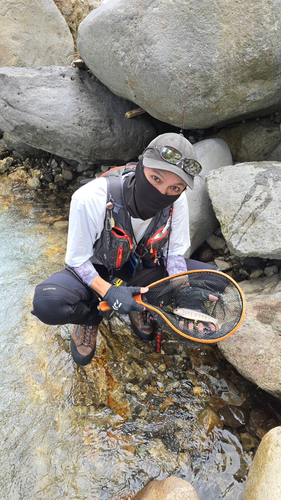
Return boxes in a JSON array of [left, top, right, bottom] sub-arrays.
[[154, 249, 158, 263]]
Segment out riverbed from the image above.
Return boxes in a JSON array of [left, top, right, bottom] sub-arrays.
[[0, 179, 279, 500]]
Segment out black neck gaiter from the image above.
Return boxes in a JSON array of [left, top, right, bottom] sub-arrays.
[[123, 160, 181, 220]]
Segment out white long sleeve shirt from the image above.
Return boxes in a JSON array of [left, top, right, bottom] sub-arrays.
[[65, 177, 190, 282]]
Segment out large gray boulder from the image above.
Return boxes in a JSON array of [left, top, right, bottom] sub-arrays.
[[186, 138, 233, 257], [206, 162, 281, 259], [77, 0, 281, 129], [243, 427, 281, 500], [210, 119, 281, 162], [0, 66, 156, 163], [218, 275, 281, 399], [0, 0, 74, 67]]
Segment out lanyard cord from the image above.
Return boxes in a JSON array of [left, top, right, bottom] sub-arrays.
[[164, 206, 173, 277]]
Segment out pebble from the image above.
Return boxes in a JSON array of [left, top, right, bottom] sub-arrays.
[[240, 432, 259, 451], [264, 265, 278, 276], [250, 269, 264, 279], [27, 177, 41, 189], [218, 405, 249, 427], [214, 258, 233, 271], [62, 168, 73, 181], [206, 234, 226, 250]]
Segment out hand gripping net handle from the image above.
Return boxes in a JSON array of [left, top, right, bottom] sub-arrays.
[[99, 270, 246, 344]]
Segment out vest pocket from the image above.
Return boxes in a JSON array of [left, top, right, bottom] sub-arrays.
[[110, 227, 133, 269]]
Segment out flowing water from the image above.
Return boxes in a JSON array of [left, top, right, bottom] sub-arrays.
[[0, 181, 278, 500]]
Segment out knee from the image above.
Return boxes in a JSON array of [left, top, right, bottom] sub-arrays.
[[31, 281, 80, 325], [32, 295, 75, 325]]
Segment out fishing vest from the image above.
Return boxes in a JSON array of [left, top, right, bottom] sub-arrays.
[[93, 164, 173, 272]]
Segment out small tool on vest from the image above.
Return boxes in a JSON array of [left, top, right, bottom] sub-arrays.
[[106, 201, 115, 230]]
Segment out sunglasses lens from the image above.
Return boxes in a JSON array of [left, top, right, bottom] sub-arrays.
[[183, 160, 202, 176], [161, 146, 182, 164]]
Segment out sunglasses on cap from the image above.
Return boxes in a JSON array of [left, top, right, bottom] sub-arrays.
[[143, 145, 202, 177]]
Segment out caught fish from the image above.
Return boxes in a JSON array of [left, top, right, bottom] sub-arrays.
[[173, 307, 220, 328]]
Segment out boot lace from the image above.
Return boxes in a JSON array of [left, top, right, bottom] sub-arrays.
[[80, 325, 97, 348]]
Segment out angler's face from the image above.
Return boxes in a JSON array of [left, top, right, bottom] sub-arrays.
[[144, 167, 187, 196]]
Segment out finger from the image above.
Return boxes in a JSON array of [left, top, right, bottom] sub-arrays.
[[188, 321, 194, 331], [140, 286, 149, 294], [209, 294, 218, 302], [198, 322, 204, 332], [208, 322, 216, 332], [134, 302, 146, 312], [130, 286, 142, 295], [179, 319, 185, 330]]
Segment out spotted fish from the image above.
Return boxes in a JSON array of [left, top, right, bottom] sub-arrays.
[[173, 307, 220, 328]]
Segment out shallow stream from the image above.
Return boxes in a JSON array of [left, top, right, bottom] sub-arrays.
[[0, 181, 280, 500]]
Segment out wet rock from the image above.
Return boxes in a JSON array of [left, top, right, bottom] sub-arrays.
[[240, 432, 259, 452], [196, 407, 224, 434], [0, 157, 13, 173], [133, 476, 199, 500], [8, 169, 28, 184], [218, 405, 249, 428], [244, 427, 281, 500], [27, 177, 41, 190]]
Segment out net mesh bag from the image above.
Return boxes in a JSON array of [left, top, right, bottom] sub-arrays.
[[143, 271, 244, 342]]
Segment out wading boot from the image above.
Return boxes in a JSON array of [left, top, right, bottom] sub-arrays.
[[129, 310, 155, 341], [71, 324, 99, 366]]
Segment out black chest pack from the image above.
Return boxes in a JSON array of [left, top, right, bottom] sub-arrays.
[[93, 163, 173, 276]]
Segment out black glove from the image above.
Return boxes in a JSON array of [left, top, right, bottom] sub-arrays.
[[104, 285, 145, 314], [174, 285, 218, 314]]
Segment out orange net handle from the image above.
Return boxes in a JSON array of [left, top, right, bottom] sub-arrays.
[[99, 294, 143, 312]]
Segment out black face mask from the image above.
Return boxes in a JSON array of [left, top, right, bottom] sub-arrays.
[[123, 161, 182, 220]]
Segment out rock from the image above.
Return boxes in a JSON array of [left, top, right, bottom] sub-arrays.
[[78, 0, 281, 129], [196, 407, 224, 434], [211, 119, 281, 162], [0, 67, 156, 164], [0, 0, 74, 67], [218, 405, 248, 428], [206, 234, 226, 250], [197, 247, 214, 262], [8, 169, 28, 184], [61, 168, 73, 181], [214, 259, 233, 271], [249, 269, 264, 279], [243, 427, 281, 499], [264, 265, 279, 276], [4, 132, 47, 159], [240, 432, 259, 452], [27, 177, 41, 190], [267, 140, 281, 161], [185, 139, 233, 257], [133, 476, 199, 500], [218, 275, 281, 398], [0, 157, 13, 173], [206, 162, 281, 259]]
